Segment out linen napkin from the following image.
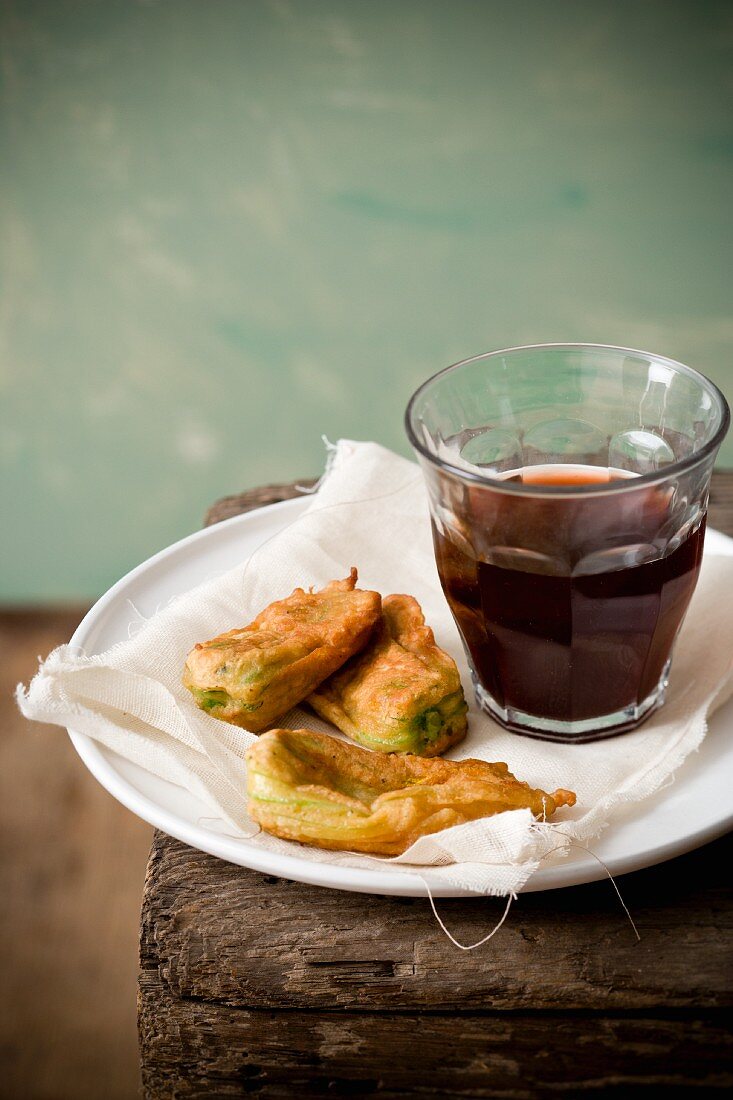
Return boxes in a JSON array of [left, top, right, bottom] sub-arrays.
[[18, 440, 733, 895]]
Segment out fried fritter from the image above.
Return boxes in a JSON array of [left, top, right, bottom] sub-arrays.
[[308, 594, 468, 756], [246, 728, 576, 856], [183, 569, 381, 732]]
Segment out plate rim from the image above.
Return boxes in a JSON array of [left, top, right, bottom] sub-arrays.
[[66, 497, 733, 898]]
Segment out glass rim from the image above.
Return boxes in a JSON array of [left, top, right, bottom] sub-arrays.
[[404, 342, 731, 497]]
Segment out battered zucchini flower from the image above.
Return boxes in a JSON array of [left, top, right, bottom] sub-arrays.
[[246, 728, 576, 856], [309, 594, 468, 755], [183, 570, 381, 732]]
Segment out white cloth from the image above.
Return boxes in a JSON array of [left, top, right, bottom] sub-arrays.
[[17, 441, 733, 895]]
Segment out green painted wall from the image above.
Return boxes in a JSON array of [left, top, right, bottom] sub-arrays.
[[1, 0, 731, 602]]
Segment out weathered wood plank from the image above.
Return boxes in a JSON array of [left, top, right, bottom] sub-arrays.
[[138, 972, 733, 1099], [139, 831, 733, 1011]]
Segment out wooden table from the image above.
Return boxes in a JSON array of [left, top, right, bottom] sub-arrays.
[[138, 473, 733, 1098]]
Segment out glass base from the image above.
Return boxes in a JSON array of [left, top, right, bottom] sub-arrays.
[[473, 659, 671, 743]]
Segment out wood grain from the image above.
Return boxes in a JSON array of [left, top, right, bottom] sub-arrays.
[[139, 974, 732, 1098], [139, 831, 733, 1013], [139, 470, 733, 1097]]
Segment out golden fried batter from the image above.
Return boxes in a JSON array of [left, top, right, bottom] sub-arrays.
[[309, 594, 468, 756], [183, 570, 381, 732], [246, 728, 576, 856]]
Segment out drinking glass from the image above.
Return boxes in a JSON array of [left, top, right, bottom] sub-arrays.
[[405, 344, 730, 742]]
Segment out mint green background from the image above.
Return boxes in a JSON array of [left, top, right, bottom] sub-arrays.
[[1, 0, 731, 602]]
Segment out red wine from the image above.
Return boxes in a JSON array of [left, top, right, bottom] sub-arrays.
[[432, 465, 705, 726]]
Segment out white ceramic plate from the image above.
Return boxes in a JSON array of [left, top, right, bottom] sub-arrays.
[[67, 498, 733, 897]]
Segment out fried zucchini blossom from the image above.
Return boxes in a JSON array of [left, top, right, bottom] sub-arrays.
[[246, 728, 576, 857], [309, 594, 467, 756], [183, 570, 381, 732]]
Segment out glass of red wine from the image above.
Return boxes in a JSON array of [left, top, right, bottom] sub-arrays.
[[405, 344, 730, 742]]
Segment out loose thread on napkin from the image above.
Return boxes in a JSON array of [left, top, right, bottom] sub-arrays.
[[544, 829, 641, 942], [421, 880, 516, 950], [125, 599, 153, 639], [422, 830, 640, 950], [294, 435, 339, 493]]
